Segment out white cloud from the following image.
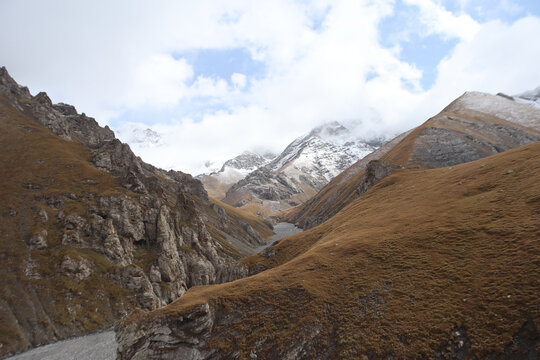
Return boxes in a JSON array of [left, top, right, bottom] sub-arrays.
[[0, 0, 539, 175], [405, 0, 481, 40], [231, 73, 247, 89], [126, 54, 194, 108], [431, 16, 540, 96]]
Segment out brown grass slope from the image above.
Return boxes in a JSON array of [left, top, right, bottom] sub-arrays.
[[0, 95, 139, 354], [119, 142, 540, 359], [284, 96, 540, 229], [0, 84, 272, 356]]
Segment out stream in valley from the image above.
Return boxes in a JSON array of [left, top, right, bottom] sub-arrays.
[[257, 222, 303, 251]]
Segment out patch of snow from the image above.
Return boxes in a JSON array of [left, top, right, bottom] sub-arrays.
[[446, 91, 540, 130], [265, 122, 381, 182], [115, 123, 163, 147], [514, 86, 540, 109], [200, 150, 277, 183]]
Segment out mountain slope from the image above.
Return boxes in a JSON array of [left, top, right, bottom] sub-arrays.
[[0, 67, 272, 357], [223, 122, 380, 215], [513, 86, 540, 109], [197, 151, 275, 199], [284, 91, 540, 229], [117, 141, 540, 359]]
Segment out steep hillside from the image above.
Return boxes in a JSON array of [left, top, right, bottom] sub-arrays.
[[0, 67, 271, 357], [285, 91, 540, 229], [117, 141, 540, 359], [223, 122, 380, 215], [197, 151, 275, 199]]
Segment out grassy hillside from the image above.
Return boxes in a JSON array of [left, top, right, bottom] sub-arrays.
[[120, 141, 540, 359], [0, 87, 273, 356], [0, 95, 140, 353], [285, 105, 540, 229]]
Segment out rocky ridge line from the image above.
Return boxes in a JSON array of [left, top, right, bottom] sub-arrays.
[[0, 67, 269, 356]]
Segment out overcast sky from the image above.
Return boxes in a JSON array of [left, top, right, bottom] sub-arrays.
[[1, 0, 540, 174]]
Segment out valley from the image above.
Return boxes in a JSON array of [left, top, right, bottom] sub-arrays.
[[1, 68, 539, 359]]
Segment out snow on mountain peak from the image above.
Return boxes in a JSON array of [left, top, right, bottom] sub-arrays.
[[513, 86, 540, 109], [443, 91, 540, 131], [220, 151, 275, 173], [115, 124, 163, 147], [266, 121, 380, 180]]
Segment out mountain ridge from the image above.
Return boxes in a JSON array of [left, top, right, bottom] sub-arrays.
[[284, 90, 540, 229], [0, 67, 272, 357], [222, 121, 381, 214]]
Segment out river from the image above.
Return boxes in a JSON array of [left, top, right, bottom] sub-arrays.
[[257, 222, 303, 251]]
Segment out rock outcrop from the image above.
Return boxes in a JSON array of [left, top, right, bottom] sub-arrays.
[[357, 160, 402, 196], [0, 67, 271, 357]]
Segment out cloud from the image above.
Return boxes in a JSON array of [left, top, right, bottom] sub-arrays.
[[126, 54, 194, 108], [431, 16, 540, 95], [404, 0, 481, 40], [1, 0, 539, 174], [231, 73, 247, 89]]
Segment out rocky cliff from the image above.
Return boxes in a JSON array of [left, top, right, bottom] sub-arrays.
[[0, 67, 271, 357]]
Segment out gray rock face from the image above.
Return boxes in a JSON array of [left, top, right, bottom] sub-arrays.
[[116, 304, 217, 360], [0, 67, 266, 357], [411, 114, 540, 168], [116, 300, 327, 360], [357, 160, 402, 196], [60, 256, 92, 281], [285, 131, 412, 230], [27, 230, 48, 250]]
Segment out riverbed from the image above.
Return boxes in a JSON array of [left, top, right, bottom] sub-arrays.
[[6, 331, 116, 360], [257, 222, 303, 251]]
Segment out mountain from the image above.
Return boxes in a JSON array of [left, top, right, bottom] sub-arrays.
[[223, 122, 382, 215], [115, 124, 163, 147], [514, 87, 540, 108], [117, 140, 540, 359], [197, 151, 276, 199], [0, 67, 273, 357], [496, 86, 540, 109], [284, 91, 540, 229]]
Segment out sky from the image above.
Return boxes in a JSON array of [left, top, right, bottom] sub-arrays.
[[1, 0, 540, 174]]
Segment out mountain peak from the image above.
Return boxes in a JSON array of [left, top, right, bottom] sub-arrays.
[[443, 90, 540, 131]]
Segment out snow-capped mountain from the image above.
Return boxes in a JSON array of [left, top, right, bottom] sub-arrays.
[[266, 121, 380, 182], [220, 151, 276, 177], [115, 124, 163, 147], [223, 122, 383, 214], [444, 91, 540, 131], [514, 86, 540, 109], [197, 151, 276, 199]]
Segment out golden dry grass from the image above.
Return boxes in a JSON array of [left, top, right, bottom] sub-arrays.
[[0, 95, 143, 354], [130, 141, 540, 358], [0, 93, 277, 355], [285, 108, 540, 229]]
